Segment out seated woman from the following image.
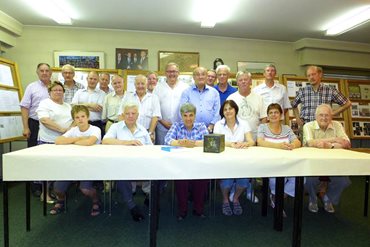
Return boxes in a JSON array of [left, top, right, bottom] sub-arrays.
[[103, 102, 152, 222], [213, 100, 255, 216], [164, 103, 209, 220], [51, 105, 101, 216], [257, 103, 301, 216]]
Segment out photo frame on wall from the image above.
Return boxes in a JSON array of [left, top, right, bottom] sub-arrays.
[[116, 48, 148, 70], [158, 51, 199, 72], [237, 61, 273, 73], [54, 51, 105, 69]]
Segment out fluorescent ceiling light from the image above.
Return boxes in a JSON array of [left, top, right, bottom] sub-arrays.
[[325, 6, 370, 36], [24, 0, 74, 25]]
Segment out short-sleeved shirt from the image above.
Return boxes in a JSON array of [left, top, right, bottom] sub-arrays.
[[213, 118, 251, 142], [19, 80, 50, 120], [103, 121, 153, 145], [179, 85, 220, 126], [227, 91, 267, 140], [164, 122, 208, 145], [302, 120, 349, 146], [214, 83, 237, 106], [36, 98, 73, 143], [63, 81, 84, 104], [291, 84, 348, 123], [102, 91, 125, 122], [72, 88, 106, 121], [119, 91, 161, 129], [257, 123, 297, 144], [63, 125, 101, 144]]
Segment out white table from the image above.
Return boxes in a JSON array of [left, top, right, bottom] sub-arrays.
[[3, 145, 370, 247]]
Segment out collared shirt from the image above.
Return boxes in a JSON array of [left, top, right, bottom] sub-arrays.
[[227, 91, 267, 140], [252, 82, 291, 119], [291, 84, 348, 123], [303, 120, 349, 146], [214, 83, 237, 106], [102, 91, 125, 122], [103, 121, 152, 145], [36, 98, 73, 143], [19, 80, 49, 120], [100, 87, 114, 95], [153, 79, 189, 131], [63, 125, 101, 144], [257, 123, 297, 144], [119, 91, 161, 129], [164, 122, 208, 145], [179, 84, 220, 126], [213, 118, 251, 142], [71, 87, 106, 121], [63, 81, 84, 104]]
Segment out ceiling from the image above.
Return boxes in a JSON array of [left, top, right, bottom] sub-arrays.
[[1, 0, 370, 43]]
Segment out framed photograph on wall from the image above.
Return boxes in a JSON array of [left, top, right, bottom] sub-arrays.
[[116, 48, 148, 70], [54, 51, 104, 69], [237, 61, 273, 73], [158, 51, 199, 72]]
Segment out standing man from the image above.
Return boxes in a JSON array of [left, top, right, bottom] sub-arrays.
[[214, 65, 237, 105], [99, 72, 113, 94], [138, 50, 148, 70], [124, 52, 133, 70], [303, 104, 351, 213], [62, 64, 84, 104], [206, 69, 217, 87], [291, 65, 351, 127], [253, 64, 291, 117], [153, 62, 189, 145], [146, 71, 158, 93], [72, 71, 106, 137], [180, 67, 220, 133], [20, 63, 52, 196]]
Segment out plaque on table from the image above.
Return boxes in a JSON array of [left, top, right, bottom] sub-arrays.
[[203, 134, 225, 153]]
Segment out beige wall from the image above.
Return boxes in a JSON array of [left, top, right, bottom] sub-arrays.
[[3, 26, 302, 90]]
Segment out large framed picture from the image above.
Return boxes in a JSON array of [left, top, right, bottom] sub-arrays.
[[54, 51, 105, 69], [116, 48, 148, 70], [158, 51, 199, 72]]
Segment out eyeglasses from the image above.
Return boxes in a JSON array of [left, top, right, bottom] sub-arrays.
[[51, 89, 64, 92], [166, 70, 179, 74]]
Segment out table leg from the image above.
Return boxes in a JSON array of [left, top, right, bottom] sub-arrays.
[[364, 176, 369, 217], [3, 181, 9, 247], [273, 177, 284, 231], [26, 182, 31, 231], [149, 180, 159, 247], [43, 181, 47, 216], [292, 176, 304, 247], [261, 178, 269, 216]]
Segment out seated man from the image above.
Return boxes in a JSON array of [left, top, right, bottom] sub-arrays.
[[102, 102, 152, 222], [303, 104, 351, 213], [164, 103, 209, 220], [52, 105, 101, 216]]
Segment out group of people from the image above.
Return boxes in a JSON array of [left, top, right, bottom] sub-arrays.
[[20, 61, 352, 221]]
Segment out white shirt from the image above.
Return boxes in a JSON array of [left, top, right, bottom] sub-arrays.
[[103, 121, 153, 145], [227, 91, 267, 140], [63, 125, 101, 144], [119, 91, 161, 129], [213, 118, 251, 142], [252, 82, 291, 119], [102, 91, 125, 122], [37, 98, 73, 143], [153, 80, 188, 131], [71, 87, 106, 121]]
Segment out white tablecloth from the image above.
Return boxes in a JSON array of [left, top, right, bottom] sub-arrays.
[[3, 145, 370, 181]]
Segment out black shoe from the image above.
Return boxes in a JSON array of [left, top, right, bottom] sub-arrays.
[[144, 195, 149, 207], [177, 214, 187, 222], [31, 183, 42, 197], [130, 206, 144, 222], [192, 210, 206, 219]]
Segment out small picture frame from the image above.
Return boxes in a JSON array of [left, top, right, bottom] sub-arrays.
[[54, 51, 105, 69], [158, 51, 199, 72]]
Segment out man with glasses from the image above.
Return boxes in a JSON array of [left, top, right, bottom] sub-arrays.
[[61, 64, 84, 104], [214, 65, 237, 105], [153, 62, 188, 145]]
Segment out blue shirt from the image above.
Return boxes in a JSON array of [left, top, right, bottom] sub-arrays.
[[179, 84, 220, 126], [103, 121, 153, 145], [164, 122, 209, 145], [214, 83, 237, 105]]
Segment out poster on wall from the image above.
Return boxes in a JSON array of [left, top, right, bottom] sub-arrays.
[[54, 51, 105, 69], [116, 48, 148, 70]]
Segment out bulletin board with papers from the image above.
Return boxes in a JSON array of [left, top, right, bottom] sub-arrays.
[[0, 57, 24, 143]]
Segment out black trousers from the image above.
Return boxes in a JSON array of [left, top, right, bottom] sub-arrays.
[[27, 118, 39, 147]]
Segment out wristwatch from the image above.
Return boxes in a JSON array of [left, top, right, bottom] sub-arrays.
[[331, 144, 335, 149]]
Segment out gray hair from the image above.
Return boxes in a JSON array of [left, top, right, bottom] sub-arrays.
[[180, 103, 196, 115], [216, 65, 230, 74], [306, 65, 323, 75], [61, 64, 75, 73], [315, 104, 333, 116], [135, 74, 147, 85], [265, 64, 276, 71], [122, 101, 140, 113], [236, 71, 252, 80]]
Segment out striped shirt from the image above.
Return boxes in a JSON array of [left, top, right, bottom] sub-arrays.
[[257, 123, 297, 144], [164, 122, 208, 145]]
